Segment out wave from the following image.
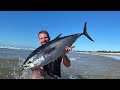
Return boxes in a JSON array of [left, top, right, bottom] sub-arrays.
[[0, 45, 35, 50]]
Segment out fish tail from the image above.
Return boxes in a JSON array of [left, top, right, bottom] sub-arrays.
[[83, 22, 94, 42]]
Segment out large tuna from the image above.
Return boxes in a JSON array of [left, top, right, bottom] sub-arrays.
[[22, 22, 94, 70]]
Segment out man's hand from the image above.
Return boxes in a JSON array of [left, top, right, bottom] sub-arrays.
[[65, 46, 72, 52], [64, 46, 72, 55], [31, 66, 44, 75], [62, 46, 72, 57]]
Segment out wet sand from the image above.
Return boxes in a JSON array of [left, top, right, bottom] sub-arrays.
[[61, 53, 120, 79]]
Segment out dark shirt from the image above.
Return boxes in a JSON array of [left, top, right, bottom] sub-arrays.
[[44, 57, 62, 78]]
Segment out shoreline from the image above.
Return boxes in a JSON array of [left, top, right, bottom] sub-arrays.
[[95, 52, 120, 56], [75, 51, 120, 56]]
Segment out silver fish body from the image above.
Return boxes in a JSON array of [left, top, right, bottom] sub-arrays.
[[22, 22, 94, 70]]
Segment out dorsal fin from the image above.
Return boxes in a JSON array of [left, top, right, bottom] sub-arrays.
[[54, 33, 62, 40]]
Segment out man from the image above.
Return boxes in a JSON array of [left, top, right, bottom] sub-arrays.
[[31, 30, 72, 79]]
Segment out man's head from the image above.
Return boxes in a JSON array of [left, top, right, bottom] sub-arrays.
[[38, 30, 50, 45]]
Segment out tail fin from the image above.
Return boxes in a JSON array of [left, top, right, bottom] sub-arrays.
[[83, 22, 94, 42]]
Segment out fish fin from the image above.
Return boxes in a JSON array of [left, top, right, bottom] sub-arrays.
[[83, 22, 94, 42], [54, 33, 62, 40], [71, 46, 75, 48], [43, 47, 55, 57]]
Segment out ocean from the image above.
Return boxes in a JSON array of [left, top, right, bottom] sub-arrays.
[[0, 47, 120, 79]]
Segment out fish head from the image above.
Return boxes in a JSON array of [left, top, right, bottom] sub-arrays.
[[22, 55, 45, 70], [22, 62, 35, 70]]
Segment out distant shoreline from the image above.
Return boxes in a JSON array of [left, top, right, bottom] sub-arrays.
[[74, 51, 120, 56], [95, 52, 120, 56]]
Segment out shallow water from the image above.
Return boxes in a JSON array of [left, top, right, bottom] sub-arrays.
[[101, 55, 120, 60], [1, 48, 120, 79], [0, 48, 32, 59], [62, 52, 120, 79]]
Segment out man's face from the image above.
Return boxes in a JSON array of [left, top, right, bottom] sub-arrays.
[[39, 33, 49, 45]]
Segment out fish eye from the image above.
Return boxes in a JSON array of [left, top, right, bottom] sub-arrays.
[[28, 61, 32, 64]]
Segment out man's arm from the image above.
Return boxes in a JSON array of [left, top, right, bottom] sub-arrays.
[[62, 46, 72, 67], [62, 55, 70, 67]]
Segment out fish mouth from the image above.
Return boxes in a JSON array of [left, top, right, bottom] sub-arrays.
[[22, 65, 30, 70], [22, 63, 34, 70]]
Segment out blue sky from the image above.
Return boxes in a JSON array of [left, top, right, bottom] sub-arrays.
[[0, 11, 120, 51]]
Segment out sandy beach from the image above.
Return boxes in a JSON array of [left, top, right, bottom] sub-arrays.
[[95, 52, 120, 56]]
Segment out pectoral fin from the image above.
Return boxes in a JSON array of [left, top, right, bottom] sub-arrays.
[[71, 46, 75, 48]]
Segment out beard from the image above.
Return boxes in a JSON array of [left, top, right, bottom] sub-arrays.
[[41, 41, 49, 45], [42, 43, 46, 45]]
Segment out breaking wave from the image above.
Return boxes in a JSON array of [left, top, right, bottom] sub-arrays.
[[0, 45, 35, 50], [11, 58, 33, 79]]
